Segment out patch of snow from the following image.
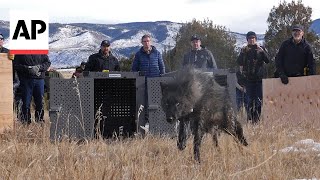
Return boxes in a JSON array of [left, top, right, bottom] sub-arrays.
[[278, 139, 320, 154], [160, 22, 182, 49], [121, 29, 129, 33]]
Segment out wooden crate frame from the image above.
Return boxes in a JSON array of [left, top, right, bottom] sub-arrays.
[[262, 76, 320, 127], [0, 53, 13, 132]]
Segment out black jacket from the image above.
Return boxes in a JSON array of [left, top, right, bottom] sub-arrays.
[[84, 50, 120, 72], [276, 37, 315, 77], [237, 44, 269, 82], [13, 54, 51, 79]]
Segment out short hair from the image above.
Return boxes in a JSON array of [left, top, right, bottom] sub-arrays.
[[141, 34, 151, 41]]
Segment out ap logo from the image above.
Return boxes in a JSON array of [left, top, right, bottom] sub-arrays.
[[10, 10, 49, 54]]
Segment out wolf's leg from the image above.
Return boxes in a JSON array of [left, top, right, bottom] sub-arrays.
[[211, 126, 219, 147], [234, 120, 248, 146], [177, 120, 187, 150], [193, 120, 204, 162]]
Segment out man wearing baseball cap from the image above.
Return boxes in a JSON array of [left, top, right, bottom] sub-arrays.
[[275, 24, 315, 84], [84, 40, 120, 72], [182, 34, 217, 70]]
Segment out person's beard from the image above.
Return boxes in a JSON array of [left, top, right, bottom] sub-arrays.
[[293, 35, 302, 43], [103, 49, 110, 56]]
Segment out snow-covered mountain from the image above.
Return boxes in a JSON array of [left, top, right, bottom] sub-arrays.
[[1, 20, 319, 68], [1, 21, 182, 68], [47, 21, 183, 68]]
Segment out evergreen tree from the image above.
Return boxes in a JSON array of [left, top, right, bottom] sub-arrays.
[[265, 0, 320, 76], [163, 19, 237, 71], [119, 53, 135, 72]]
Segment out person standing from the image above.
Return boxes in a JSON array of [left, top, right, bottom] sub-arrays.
[[84, 40, 120, 72], [13, 54, 51, 124], [131, 34, 165, 77], [131, 34, 165, 124], [182, 34, 217, 70], [276, 24, 315, 84], [237, 31, 269, 123]]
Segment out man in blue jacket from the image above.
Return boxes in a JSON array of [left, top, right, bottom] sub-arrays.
[[276, 24, 315, 84], [13, 54, 51, 124], [131, 34, 165, 77], [131, 34, 165, 125]]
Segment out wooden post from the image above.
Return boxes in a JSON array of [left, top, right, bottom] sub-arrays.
[[262, 76, 320, 127], [0, 53, 13, 132]]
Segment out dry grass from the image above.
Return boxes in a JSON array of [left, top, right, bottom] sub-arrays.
[[3, 77, 319, 179], [0, 116, 319, 179]]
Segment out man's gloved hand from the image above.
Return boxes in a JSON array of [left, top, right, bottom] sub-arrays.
[[28, 65, 41, 76], [279, 74, 289, 84]]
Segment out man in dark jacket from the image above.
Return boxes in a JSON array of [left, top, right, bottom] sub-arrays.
[[237, 31, 269, 123], [13, 54, 51, 124], [182, 34, 217, 70], [131, 34, 165, 77], [84, 40, 120, 72], [276, 25, 315, 84]]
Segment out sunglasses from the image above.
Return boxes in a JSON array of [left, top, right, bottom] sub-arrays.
[[0, 38, 4, 40]]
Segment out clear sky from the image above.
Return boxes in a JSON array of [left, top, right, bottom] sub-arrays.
[[0, 0, 319, 34]]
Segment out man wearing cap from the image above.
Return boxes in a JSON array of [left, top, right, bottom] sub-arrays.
[[84, 40, 120, 72], [182, 34, 217, 70], [275, 24, 315, 84], [237, 31, 269, 123]]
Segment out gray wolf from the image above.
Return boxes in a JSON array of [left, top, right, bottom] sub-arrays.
[[160, 67, 248, 162]]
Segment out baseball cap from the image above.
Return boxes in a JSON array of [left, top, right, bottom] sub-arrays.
[[292, 24, 303, 31], [190, 34, 201, 41], [246, 31, 257, 39], [101, 40, 111, 47]]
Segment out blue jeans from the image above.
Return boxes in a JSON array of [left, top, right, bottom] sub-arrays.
[[236, 88, 248, 112], [19, 78, 45, 124], [246, 81, 262, 123]]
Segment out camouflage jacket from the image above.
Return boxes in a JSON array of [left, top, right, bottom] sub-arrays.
[[237, 44, 269, 82]]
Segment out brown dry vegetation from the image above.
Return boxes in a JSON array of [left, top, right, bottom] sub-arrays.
[[0, 113, 320, 179]]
